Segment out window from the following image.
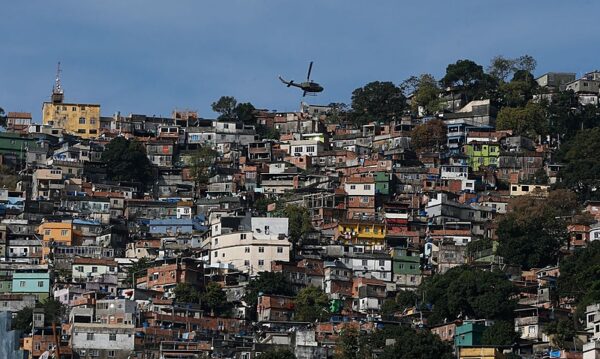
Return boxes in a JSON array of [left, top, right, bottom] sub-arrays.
[[258, 260, 264, 266], [244, 260, 250, 266], [245, 247, 250, 253], [214, 251, 218, 257], [79, 117, 86, 124], [90, 118, 96, 125], [91, 266, 98, 273], [77, 129, 86, 134], [89, 129, 97, 134], [108, 350, 116, 358], [362, 260, 368, 266], [87, 332, 94, 340], [19, 281, 26, 287], [277, 247, 283, 253], [214, 238, 218, 245], [258, 247, 265, 253], [240, 233, 247, 240], [38, 281, 44, 287], [44, 229, 51, 236], [306, 145, 316, 153], [364, 184, 371, 190], [521, 185, 530, 192], [379, 260, 385, 266], [109, 333, 116, 341], [61, 229, 68, 236], [350, 185, 356, 190]]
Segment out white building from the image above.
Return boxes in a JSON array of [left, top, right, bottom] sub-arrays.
[[288, 140, 324, 157], [70, 323, 135, 359], [210, 217, 291, 276]]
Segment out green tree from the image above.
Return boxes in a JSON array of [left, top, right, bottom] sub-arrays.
[[189, 145, 218, 193], [410, 74, 443, 115], [12, 298, 66, 331], [481, 321, 520, 346], [557, 241, 600, 323], [488, 54, 537, 83], [558, 127, 600, 200], [256, 349, 296, 359], [244, 272, 294, 318], [234, 102, 257, 125], [325, 102, 349, 124], [283, 205, 314, 246], [256, 124, 280, 140], [212, 96, 258, 125], [443, 59, 500, 103], [101, 137, 154, 190], [334, 326, 363, 359], [496, 101, 547, 138], [410, 119, 446, 152], [498, 71, 538, 108], [544, 319, 576, 349], [202, 282, 227, 316], [496, 196, 568, 269], [381, 290, 417, 319], [422, 266, 516, 325], [211, 96, 238, 120], [350, 81, 406, 126], [294, 286, 329, 322], [173, 283, 200, 304], [379, 329, 454, 359]]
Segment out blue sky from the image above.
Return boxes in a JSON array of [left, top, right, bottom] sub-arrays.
[[1, 1, 599, 121]]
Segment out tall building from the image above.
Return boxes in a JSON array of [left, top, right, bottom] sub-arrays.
[[41, 63, 101, 139]]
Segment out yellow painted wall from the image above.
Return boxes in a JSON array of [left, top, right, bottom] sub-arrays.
[[338, 222, 386, 245], [459, 347, 505, 359], [42, 102, 101, 139]]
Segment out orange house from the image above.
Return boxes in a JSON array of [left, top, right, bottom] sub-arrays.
[[37, 221, 73, 261]]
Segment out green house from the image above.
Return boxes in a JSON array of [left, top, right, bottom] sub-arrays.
[[392, 248, 421, 275], [463, 142, 500, 172], [454, 321, 487, 347], [374, 171, 391, 195]]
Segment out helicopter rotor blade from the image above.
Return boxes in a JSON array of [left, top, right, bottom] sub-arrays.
[[306, 61, 313, 81]]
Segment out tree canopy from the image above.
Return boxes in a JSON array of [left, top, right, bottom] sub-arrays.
[[244, 272, 294, 318], [496, 195, 568, 269], [101, 137, 154, 190], [211, 96, 258, 125], [256, 349, 297, 359], [350, 81, 406, 125], [294, 286, 329, 322], [410, 119, 446, 152], [557, 127, 600, 200], [12, 298, 66, 332], [481, 321, 520, 346], [202, 282, 228, 316], [496, 101, 547, 138], [283, 205, 314, 246], [557, 241, 600, 322], [422, 266, 516, 325]]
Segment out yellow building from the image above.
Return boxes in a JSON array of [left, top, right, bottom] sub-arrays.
[[38, 221, 73, 261], [41, 64, 101, 139], [42, 102, 101, 139], [338, 220, 386, 247], [459, 347, 506, 359]]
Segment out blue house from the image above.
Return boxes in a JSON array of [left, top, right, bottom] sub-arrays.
[[11, 272, 50, 301], [143, 218, 193, 235]]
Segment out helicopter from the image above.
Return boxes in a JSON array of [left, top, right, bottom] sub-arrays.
[[279, 61, 324, 97]]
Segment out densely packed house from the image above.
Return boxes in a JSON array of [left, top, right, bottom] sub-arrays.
[[1, 65, 600, 359]]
